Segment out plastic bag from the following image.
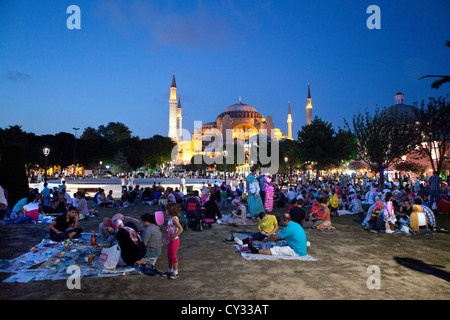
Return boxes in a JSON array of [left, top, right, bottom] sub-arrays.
[[97, 245, 121, 269]]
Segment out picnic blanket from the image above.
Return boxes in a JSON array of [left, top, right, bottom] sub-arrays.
[[231, 232, 317, 261], [0, 233, 139, 283], [221, 214, 256, 226]]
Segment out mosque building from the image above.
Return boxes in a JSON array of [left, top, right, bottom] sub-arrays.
[[167, 74, 314, 168]]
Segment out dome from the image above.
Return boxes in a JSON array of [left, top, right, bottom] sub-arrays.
[[384, 103, 418, 122], [223, 103, 258, 113], [382, 92, 418, 122], [217, 101, 263, 120]]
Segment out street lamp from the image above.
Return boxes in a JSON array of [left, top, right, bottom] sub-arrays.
[[73, 127, 79, 179], [43, 147, 50, 182], [223, 150, 228, 186], [284, 157, 288, 176]]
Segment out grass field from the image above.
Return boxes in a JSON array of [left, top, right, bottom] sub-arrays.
[[0, 200, 449, 300]]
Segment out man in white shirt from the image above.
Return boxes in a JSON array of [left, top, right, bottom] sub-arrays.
[[287, 188, 297, 202], [180, 176, 186, 193]]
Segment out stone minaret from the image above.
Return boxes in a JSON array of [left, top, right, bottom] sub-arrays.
[[287, 101, 292, 140], [176, 97, 183, 142], [306, 82, 312, 125], [168, 73, 178, 140]]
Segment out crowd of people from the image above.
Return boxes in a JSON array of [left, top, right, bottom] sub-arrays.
[[0, 168, 448, 280]]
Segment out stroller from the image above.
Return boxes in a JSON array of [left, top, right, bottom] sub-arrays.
[[185, 196, 209, 231]]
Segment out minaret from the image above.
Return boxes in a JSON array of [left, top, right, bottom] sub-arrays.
[[168, 73, 178, 141], [306, 82, 312, 125], [287, 101, 292, 140], [176, 97, 183, 142]]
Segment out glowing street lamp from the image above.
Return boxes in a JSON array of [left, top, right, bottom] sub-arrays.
[[43, 147, 50, 182]]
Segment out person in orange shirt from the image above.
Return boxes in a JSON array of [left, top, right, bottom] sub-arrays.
[[311, 197, 335, 231]]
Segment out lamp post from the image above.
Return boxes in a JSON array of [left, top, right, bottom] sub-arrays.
[[284, 157, 288, 176], [223, 150, 228, 186], [73, 127, 79, 179], [43, 147, 50, 182]]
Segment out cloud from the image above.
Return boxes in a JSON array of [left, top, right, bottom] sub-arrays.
[[6, 70, 31, 81], [94, 0, 262, 51]]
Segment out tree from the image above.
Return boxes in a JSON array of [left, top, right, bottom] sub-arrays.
[[279, 139, 302, 175], [345, 107, 418, 190], [411, 97, 450, 175], [97, 122, 132, 143], [0, 144, 29, 210], [419, 41, 450, 89], [297, 117, 354, 181], [110, 151, 132, 174], [393, 161, 426, 175]]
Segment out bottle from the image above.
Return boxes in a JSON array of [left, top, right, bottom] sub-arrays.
[[90, 231, 96, 247]]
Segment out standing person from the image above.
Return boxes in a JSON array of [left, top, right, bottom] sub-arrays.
[[49, 206, 82, 241], [259, 173, 267, 204], [163, 203, 183, 279], [429, 171, 442, 205], [179, 175, 186, 194], [41, 182, 51, 207], [383, 192, 396, 233], [121, 176, 127, 193], [220, 185, 227, 209], [246, 171, 265, 218]]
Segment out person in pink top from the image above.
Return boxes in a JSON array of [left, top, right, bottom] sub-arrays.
[[163, 202, 183, 279], [383, 192, 396, 233]]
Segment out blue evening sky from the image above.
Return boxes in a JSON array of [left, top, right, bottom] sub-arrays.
[[1, 0, 449, 139]]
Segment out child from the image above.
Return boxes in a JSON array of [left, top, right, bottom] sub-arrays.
[[383, 192, 396, 233], [138, 213, 163, 274], [163, 202, 183, 279]]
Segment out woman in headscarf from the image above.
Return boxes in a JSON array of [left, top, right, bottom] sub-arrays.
[[246, 171, 265, 218], [113, 219, 146, 266], [409, 204, 431, 235]]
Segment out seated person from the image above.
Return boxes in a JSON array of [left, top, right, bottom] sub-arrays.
[[22, 194, 41, 222], [348, 194, 363, 214], [414, 198, 436, 230], [203, 193, 223, 224], [409, 204, 431, 235], [54, 192, 68, 214], [289, 198, 306, 226], [310, 197, 334, 230], [230, 198, 247, 223], [138, 213, 163, 271], [113, 219, 146, 266], [142, 187, 153, 202], [153, 188, 163, 204], [11, 197, 28, 219], [246, 213, 308, 257], [97, 189, 113, 207], [98, 217, 116, 246], [49, 206, 82, 241], [274, 188, 287, 208], [112, 213, 144, 233], [437, 195, 449, 215], [233, 211, 278, 246], [396, 199, 412, 227]]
